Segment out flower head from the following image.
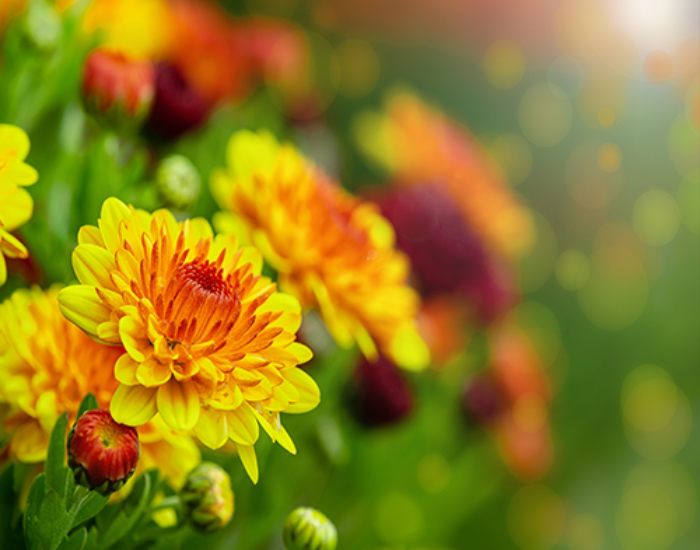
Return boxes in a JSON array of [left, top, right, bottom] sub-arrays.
[[58, 198, 320, 482], [181, 462, 234, 532], [0, 286, 200, 486], [283, 507, 338, 550], [0, 124, 38, 286], [156, 154, 202, 210], [212, 130, 429, 371], [82, 48, 155, 131], [68, 409, 140, 495], [355, 91, 534, 258]]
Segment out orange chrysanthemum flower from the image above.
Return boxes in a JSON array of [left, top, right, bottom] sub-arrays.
[[212, 130, 429, 371], [0, 286, 200, 488], [58, 198, 319, 483], [0, 124, 38, 286], [354, 91, 534, 258]]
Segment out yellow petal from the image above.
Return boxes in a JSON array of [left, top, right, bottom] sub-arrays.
[[0, 188, 33, 230], [115, 353, 139, 385], [157, 379, 201, 431], [10, 421, 48, 463], [78, 225, 104, 246], [275, 424, 297, 455], [136, 356, 172, 387], [283, 368, 321, 414], [287, 342, 313, 365], [72, 244, 117, 288], [193, 406, 229, 449], [236, 443, 259, 484], [96, 321, 121, 343], [58, 285, 112, 338], [389, 325, 431, 372], [118, 315, 147, 362], [111, 384, 158, 426], [99, 197, 131, 254], [227, 403, 259, 446]]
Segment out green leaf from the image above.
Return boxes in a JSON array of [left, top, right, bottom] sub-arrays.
[[46, 413, 69, 497], [97, 473, 152, 550], [23, 473, 46, 550], [57, 528, 87, 550], [71, 490, 109, 529], [76, 394, 99, 419], [36, 490, 71, 550], [1, 464, 26, 550]]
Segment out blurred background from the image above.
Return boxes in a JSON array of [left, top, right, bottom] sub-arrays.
[[1, 0, 698, 549]]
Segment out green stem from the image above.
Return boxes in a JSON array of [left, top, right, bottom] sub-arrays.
[[149, 495, 182, 514]]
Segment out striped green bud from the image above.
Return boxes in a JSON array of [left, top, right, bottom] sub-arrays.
[[283, 507, 338, 550], [156, 154, 201, 210], [180, 462, 234, 533]]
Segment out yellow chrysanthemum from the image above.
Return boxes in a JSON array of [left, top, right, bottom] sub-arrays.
[[0, 124, 38, 286], [211, 130, 429, 371], [354, 91, 534, 258], [0, 286, 199, 488], [58, 198, 319, 483]]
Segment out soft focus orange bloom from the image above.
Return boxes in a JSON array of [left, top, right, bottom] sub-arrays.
[[356, 92, 534, 258], [490, 323, 553, 480], [416, 296, 471, 366]]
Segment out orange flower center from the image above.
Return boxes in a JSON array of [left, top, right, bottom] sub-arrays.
[[159, 258, 242, 349]]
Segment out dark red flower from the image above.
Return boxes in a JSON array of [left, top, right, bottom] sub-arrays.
[[352, 354, 414, 427], [68, 409, 140, 495]]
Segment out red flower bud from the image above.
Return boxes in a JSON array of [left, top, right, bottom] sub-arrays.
[[82, 48, 155, 132], [68, 409, 140, 495]]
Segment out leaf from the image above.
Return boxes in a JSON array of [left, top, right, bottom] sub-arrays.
[[23, 473, 46, 550], [76, 394, 99, 419], [1, 464, 26, 550], [57, 528, 87, 550], [46, 413, 69, 497], [97, 473, 152, 550], [36, 490, 72, 550], [71, 490, 109, 529]]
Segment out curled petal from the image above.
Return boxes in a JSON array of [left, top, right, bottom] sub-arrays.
[[58, 286, 112, 339], [111, 384, 158, 426], [157, 379, 201, 431]]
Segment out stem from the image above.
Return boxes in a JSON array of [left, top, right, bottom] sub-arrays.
[[149, 495, 182, 513]]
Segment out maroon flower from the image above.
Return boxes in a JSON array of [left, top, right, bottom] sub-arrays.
[[82, 49, 155, 131], [462, 373, 504, 427], [352, 354, 414, 427], [145, 63, 212, 141], [68, 409, 140, 495]]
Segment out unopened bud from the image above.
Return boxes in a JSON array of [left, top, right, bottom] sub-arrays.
[[82, 48, 155, 132], [23, 0, 62, 52], [68, 409, 140, 495], [283, 507, 337, 550], [180, 462, 234, 533], [156, 154, 201, 210]]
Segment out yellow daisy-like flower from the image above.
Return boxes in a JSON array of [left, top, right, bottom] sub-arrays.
[[0, 124, 38, 286], [58, 198, 319, 483], [0, 286, 199, 488], [211, 130, 429, 371]]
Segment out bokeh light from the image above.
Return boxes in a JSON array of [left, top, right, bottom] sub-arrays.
[[416, 453, 451, 494], [547, 57, 585, 99], [375, 491, 424, 543], [621, 366, 693, 461], [643, 50, 674, 86], [331, 38, 381, 99], [483, 40, 525, 90], [555, 249, 591, 291], [566, 514, 605, 550], [507, 485, 567, 550], [517, 212, 558, 293], [566, 141, 624, 209], [519, 83, 572, 147], [632, 190, 681, 247], [577, 70, 628, 129], [488, 132, 533, 186], [668, 113, 700, 177], [616, 461, 697, 549]]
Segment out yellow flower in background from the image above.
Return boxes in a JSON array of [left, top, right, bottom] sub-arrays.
[[0, 124, 38, 286], [353, 91, 534, 258], [212, 130, 429, 371], [58, 198, 319, 483], [0, 286, 200, 487]]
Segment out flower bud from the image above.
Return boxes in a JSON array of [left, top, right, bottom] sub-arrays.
[[283, 507, 337, 550], [180, 462, 234, 533], [23, 0, 62, 52], [82, 48, 155, 132], [156, 154, 201, 210], [146, 63, 211, 141], [68, 409, 140, 495]]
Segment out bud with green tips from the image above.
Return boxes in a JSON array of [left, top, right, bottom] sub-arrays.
[[23, 0, 62, 52], [67, 409, 140, 496], [283, 507, 338, 550], [156, 154, 201, 210], [180, 462, 234, 533]]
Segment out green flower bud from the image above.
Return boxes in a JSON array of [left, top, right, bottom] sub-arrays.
[[180, 462, 234, 533], [156, 154, 201, 210], [283, 507, 338, 550]]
